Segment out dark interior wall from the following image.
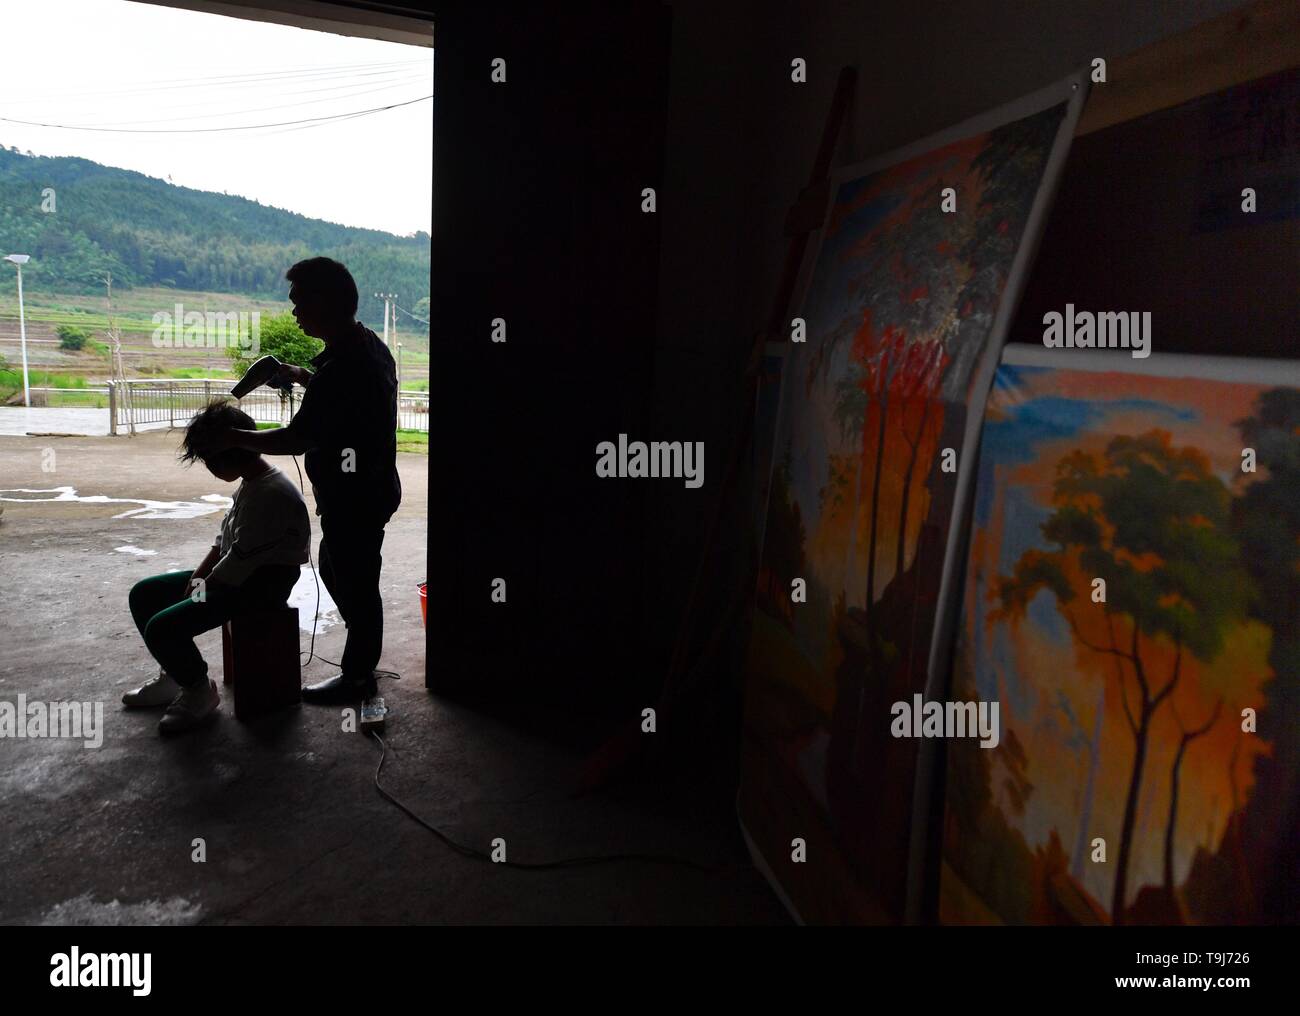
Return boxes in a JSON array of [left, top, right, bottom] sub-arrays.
[[642, 0, 1254, 732], [1010, 65, 1300, 357], [427, 1, 670, 712]]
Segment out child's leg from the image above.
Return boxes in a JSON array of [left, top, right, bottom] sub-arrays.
[[141, 591, 240, 688], [129, 571, 194, 643], [140, 567, 298, 687]]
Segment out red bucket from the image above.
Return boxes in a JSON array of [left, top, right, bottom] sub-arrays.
[[418, 582, 427, 627]]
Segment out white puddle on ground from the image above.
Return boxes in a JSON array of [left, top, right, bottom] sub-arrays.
[[115, 545, 157, 557], [289, 564, 340, 632], [0, 486, 230, 520], [36, 893, 203, 926], [6, 488, 338, 633]]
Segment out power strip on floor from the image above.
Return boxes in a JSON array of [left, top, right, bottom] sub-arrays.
[[360, 696, 388, 733]]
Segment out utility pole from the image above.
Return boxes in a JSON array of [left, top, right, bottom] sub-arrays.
[[103, 271, 134, 436], [374, 291, 396, 351]]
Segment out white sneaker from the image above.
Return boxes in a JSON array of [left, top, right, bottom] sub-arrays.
[[158, 679, 220, 734], [123, 669, 181, 709]]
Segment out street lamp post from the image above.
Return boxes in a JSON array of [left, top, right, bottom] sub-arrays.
[[4, 254, 31, 408]]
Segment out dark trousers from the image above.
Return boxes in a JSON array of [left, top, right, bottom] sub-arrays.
[[318, 514, 387, 679], [129, 566, 299, 687]]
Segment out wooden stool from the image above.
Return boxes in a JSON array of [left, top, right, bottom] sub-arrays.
[[221, 607, 302, 721]]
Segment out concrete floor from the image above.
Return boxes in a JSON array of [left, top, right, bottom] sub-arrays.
[[0, 431, 788, 924]]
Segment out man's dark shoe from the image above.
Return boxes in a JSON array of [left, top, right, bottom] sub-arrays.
[[301, 673, 378, 704]]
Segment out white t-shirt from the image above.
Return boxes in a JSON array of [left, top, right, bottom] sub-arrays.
[[208, 466, 310, 587]]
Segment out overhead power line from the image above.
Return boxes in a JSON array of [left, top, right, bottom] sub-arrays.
[[80, 71, 429, 118], [395, 303, 429, 326], [3, 71, 429, 130], [0, 95, 432, 134], [75, 77, 428, 128], [0, 59, 431, 105]]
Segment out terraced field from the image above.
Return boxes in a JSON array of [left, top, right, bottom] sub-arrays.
[[0, 286, 430, 397]]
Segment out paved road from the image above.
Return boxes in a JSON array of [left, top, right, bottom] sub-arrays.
[[0, 406, 172, 437], [0, 406, 111, 436]]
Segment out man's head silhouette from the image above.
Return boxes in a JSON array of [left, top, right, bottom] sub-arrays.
[[286, 257, 359, 342]]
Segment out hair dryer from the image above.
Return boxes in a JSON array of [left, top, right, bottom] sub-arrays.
[[231, 355, 293, 399]]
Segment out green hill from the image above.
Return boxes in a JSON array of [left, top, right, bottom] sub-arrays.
[[0, 146, 428, 329]]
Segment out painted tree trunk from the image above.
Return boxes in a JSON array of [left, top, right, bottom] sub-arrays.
[[894, 396, 931, 582], [1112, 710, 1151, 925], [842, 456, 864, 605], [1164, 739, 1190, 891], [865, 391, 889, 619]]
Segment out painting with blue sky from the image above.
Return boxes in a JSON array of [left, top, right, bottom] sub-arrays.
[[942, 357, 1300, 925], [740, 97, 1072, 923]]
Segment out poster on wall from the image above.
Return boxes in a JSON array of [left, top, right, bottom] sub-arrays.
[[942, 347, 1300, 925], [1193, 66, 1300, 233], [739, 76, 1087, 923]]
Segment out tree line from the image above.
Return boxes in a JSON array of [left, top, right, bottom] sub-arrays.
[[0, 147, 429, 334]]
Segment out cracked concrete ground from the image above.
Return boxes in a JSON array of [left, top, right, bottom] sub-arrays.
[[0, 431, 788, 925]]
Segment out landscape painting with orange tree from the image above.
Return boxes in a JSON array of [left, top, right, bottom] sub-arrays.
[[740, 97, 1070, 923], [942, 353, 1300, 925]]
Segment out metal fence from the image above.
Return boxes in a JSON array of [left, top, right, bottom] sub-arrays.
[[397, 390, 430, 431], [28, 386, 110, 403], [107, 379, 429, 436]]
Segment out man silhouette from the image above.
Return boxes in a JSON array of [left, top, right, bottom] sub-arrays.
[[213, 257, 401, 702]]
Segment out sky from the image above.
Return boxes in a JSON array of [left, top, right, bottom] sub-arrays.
[[0, 0, 432, 236]]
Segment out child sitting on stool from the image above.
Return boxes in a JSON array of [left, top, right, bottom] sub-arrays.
[[123, 401, 310, 734]]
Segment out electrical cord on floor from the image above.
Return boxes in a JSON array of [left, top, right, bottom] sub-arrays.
[[285, 456, 737, 876], [366, 730, 740, 874], [291, 454, 326, 669]]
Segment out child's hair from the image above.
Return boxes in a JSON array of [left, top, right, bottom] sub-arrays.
[[180, 399, 256, 466]]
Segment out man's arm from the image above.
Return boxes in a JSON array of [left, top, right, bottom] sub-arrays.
[[208, 364, 324, 457], [222, 425, 314, 456]]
